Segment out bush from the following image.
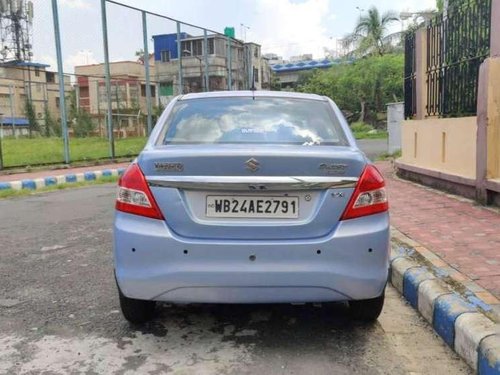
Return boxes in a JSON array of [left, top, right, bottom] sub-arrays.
[[350, 122, 374, 133], [72, 109, 95, 138]]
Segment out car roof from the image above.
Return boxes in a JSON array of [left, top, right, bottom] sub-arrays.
[[179, 90, 328, 102]]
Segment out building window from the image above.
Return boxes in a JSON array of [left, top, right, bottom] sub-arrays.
[[192, 40, 202, 56], [129, 84, 139, 104], [181, 41, 190, 55], [55, 97, 60, 108], [79, 86, 89, 97], [253, 67, 259, 83], [159, 81, 173, 96], [160, 50, 170, 62], [254, 47, 259, 58], [141, 84, 156, 97], [208, 38, 215, 54], [46, 72, 55, 83], [34, 67, 40, 77]]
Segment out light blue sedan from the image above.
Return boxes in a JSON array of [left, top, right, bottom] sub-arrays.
[[114, 91, 389, 324]]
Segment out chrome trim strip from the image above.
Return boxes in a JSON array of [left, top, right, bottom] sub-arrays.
[[147, 176, 358, 190]]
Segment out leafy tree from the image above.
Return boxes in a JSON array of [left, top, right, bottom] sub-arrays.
[[43, 107, 58, 137], [72, 109, 94, 137], [152, 103, 164, 126], [24, 98, 40, 137], [436, 0, 444, 12], [68, 90, 95, 137], [298, 54, 404, 126], [344, 6, 400, 56], [135, 48, 146, 64], [270, 74, 282, 91]]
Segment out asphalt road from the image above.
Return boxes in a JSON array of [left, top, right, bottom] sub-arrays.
[[0, 186, 471, 375], [357, 138, 388, 160]]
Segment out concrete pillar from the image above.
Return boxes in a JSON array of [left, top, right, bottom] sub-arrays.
[[387, 102, 404, 154], [476, 59, 490, 203], [475, 0, 500, 203], [415, 28, 428, 120], [486, 60, 500, 181]]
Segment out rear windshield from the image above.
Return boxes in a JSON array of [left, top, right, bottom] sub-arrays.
[[158, 97, 348, 146]]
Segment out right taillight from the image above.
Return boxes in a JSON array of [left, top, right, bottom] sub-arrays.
[[116, 163, 164, 220], [340, 164, 388, 220]]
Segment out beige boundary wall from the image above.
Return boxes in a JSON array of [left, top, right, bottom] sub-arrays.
[[484, 58, 500, 180], [397, 0, 500, 204], [400, 117, 477, 179]]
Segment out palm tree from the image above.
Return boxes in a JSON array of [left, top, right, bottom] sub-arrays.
[[343, 6, 400, 56]]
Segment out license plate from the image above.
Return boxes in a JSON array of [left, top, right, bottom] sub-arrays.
[[206, 195, 299, 218]]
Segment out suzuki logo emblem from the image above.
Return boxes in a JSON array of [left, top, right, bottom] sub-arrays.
[[245, 158, 260, 172]]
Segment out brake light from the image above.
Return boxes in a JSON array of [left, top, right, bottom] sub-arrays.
[[116, 163, 164, 220], [340, 164, 388, 220]]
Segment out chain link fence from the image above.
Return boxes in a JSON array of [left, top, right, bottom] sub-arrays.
[[0, 0, 259, 169]]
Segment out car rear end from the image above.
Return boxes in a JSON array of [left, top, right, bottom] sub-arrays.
[[113, 91, 389, 322]]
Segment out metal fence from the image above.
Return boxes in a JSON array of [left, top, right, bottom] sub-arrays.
[[403, 0, 492, 119], [404, 32, 416, 119], [426, 0, 491, 117], [0, 0, 259, 169]]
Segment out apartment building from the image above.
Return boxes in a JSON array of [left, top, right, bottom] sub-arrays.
[[152, 33, 271, 102], [74, 59, 156, 136], [0, 61, 71, 136]]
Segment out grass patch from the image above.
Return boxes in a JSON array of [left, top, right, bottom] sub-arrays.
[[1, 137, 146, 167], [0, 175, 119, 200], [353, 131, 388, 140], [350, 122, 388, 140], [377, 149, 402, 161]]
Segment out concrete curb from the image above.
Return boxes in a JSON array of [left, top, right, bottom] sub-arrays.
[[0, 167, 126, 191], [390, 233, 500, 374]]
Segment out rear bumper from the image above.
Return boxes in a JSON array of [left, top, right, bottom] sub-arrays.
[[113, 212, 390, 303]]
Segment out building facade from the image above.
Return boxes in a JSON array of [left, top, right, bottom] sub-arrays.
[[152, 33, 271, 103], [74, 59, 156, 137], [0, 61, 71, 136]]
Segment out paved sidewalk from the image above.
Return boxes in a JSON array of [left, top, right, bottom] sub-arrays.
[[0, 162, 131, 183], [377, 161, 500, 299]]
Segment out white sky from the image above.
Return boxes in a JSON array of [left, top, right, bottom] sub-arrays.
[[32, 0, 436, 73]]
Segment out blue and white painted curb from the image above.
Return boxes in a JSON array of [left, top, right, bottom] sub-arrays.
[[0, 167, 126, 191], [390, 247, 500, 373]]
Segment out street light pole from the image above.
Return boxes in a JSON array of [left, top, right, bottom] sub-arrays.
[[240, 23, 250, 42]]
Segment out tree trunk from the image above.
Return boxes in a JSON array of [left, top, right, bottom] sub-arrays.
[[359, 100, 366, 122]]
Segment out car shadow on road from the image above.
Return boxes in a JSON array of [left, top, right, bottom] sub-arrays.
[[130, 302, 379, 353]]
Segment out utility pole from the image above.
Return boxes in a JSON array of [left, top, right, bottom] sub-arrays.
[[51, 0, 70, 163], [142, 11, 153, 135], [227, 36, 232, 90], [100, 0, 115, 158], [176, 22, 183, 94], [8, 84, 16, 138], [96, 83, 102, 137], [203, 29, 209, 92], [0, 114, 3, 170]]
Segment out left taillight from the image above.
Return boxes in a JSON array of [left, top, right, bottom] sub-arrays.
[[115, 163, 164, 220]]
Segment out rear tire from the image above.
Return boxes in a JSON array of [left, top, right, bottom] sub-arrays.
[[349, 292, 385, 322], [118, 287, 156, 324]]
